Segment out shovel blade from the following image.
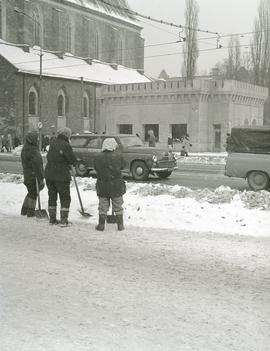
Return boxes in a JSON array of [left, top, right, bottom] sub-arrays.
[[35, 209, 49, 219], [78, 210, 92, 218]]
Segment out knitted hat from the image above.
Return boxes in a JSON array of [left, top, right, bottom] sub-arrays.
[[102, 138, 118, 151]]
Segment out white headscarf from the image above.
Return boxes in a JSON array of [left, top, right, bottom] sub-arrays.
[[102, 138, 118, 151]]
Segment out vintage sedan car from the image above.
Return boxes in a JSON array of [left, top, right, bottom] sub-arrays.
[[70, 134, 177, 180]]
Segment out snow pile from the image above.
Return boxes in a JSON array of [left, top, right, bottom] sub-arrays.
[[130, 182, 270, 209], [0, 173, 269, 237], [0, 173, 23, 183], [175, 154, 226, 164]]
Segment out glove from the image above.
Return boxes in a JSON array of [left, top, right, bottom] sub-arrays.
[[39, 180, 45, 191]]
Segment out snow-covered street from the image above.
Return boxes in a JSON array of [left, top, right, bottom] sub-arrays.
[[1, 213, 270, 351], [0, 174, 270, 350]]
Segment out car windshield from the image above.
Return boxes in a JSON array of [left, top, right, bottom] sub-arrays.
[[120, 136, 144, 148]]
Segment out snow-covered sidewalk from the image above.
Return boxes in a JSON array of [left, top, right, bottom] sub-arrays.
[[0, 213, 269, 351]]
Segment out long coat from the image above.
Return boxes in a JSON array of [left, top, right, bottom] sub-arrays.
[[45, 134, 77, 182], [94, 150, 126, 198], [21, 133, 44, 184]]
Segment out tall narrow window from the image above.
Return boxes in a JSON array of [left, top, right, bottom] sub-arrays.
[[32, 8, 41, 46], [57, 90, 66, 117], [118, 38, 124, 65], [83, 93, 89, 118], [52, 8, 60, 51], [28, 87, 38, 116], [65, 19, 71, 52], [94, 32, 101, 60], [0, 2, 2, 39], [82, 18, 89, 56]]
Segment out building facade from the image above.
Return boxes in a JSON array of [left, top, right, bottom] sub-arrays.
[[97, 79, 268, 152]]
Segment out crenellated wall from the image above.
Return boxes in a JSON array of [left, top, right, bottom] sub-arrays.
[[97, 79, 268, 152]]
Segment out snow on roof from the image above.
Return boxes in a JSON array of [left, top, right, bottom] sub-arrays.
[[64, 0, 140, 27], [0, 41, 150, 85]]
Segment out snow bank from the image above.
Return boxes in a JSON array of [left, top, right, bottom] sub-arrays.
[[0, 173, 269, 237]]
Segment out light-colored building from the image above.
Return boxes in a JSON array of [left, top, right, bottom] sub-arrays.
[[97, 78, 268, 151]]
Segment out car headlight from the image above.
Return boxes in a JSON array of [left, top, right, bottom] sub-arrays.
[[152, 155, 158, 162]]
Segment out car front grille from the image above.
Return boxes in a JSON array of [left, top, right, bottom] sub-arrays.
[[156, 160, 176, 168]]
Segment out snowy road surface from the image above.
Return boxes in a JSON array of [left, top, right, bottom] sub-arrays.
[[0, 214, 269, 351]]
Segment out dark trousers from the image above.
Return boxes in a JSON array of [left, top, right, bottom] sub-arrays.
[[46, 180, 71, 211], [24, 182, 37, 200]]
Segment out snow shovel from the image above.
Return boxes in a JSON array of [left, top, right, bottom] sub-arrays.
[[70, 167, 92, 218], [35, 178, 49, 219], [106, 208, 117, 223]]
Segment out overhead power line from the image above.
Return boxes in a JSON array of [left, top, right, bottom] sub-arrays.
[[96, 0, 219, 36]]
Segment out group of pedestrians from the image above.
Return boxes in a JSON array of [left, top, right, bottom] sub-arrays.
[[20, 128, 126, 230], [0, 134, 21, 152]]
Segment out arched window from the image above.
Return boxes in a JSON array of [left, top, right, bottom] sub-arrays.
[[83, 93, 89, 118], [57, 90, 66, 117], [65, 19, 71, 52], [252, 119, 257, 126], [32, 8, 41, 46], [244, 118, 249, 126], [28, 87, 38, 116]]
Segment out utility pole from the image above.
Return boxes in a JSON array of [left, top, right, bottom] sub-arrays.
[[14, 7, 43, 150]]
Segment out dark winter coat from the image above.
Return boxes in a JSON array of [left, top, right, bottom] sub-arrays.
[[21, 132, 44, 184], [94, 150, 126, 198], [45, 134, 77, 182]]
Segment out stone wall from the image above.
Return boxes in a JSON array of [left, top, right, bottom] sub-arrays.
[[97, 79, 268, 152]]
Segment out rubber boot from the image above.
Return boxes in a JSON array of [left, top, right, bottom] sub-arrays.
[[21, 195, 29, 216], [49, 208, 59, 225], [27, 198, 36, 217], [116, 215, 125, 231], [60, 209, 70, 227], [95, 215, 106, 231]]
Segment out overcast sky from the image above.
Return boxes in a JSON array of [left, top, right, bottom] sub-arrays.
[[127, 0, 260, 78]]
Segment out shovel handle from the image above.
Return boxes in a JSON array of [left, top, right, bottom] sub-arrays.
[[35, 178, 41, 210], [70, 167, 85, 214]]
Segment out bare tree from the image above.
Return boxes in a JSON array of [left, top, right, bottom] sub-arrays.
[[226, 35, 241, 79], [182, 0, 199, 79], [251, 0, 270, 86]]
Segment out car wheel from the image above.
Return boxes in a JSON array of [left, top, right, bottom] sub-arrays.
[[131, 161, 150, 180], [75, 161, 89, 177], [247, 171, 270, 191], [156, 171, 172, 179]]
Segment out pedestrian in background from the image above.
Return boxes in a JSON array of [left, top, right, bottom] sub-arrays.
[[168, 133, 173, 150], [21, 131, 44, 217], [181, 133, 192, 156], [224, 133, 233, 153], [148, 129, 156, 147], [94, 138, 126, 231], [45, 127, 77, 226], [14, 135, 21, 148]]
